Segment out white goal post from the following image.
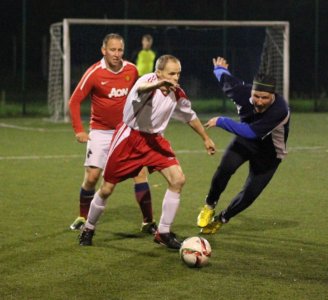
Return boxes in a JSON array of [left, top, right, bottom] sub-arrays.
[[48, 19, 289, 122]]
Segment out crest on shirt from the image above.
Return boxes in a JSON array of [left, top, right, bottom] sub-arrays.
[[125, 75, 131, 81]]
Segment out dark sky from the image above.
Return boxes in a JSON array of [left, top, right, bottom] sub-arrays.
[[1, 0, 327, 97]]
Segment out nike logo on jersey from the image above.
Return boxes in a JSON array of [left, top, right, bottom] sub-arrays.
[[101, 81, 109, 85], [108, 88, 129, 98]]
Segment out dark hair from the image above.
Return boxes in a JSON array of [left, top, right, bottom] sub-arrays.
[[252, 73, 276, 93], [142, 34, 153, 41]]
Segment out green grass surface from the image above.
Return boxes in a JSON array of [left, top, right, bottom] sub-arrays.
[[1, 114, 328, 299]]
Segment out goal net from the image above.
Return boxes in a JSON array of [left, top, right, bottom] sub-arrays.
[[48, 22, 64, 121], [47, 19, 289, 121]]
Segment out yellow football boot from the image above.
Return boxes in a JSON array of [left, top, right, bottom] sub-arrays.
[[70, 216, 86, 231], [200, 215, 224, 234], [197, 205, 215, 228]]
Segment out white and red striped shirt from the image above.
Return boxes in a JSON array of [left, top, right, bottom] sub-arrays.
[[123, 73, 197, 134], [69, 58, 138, 133]]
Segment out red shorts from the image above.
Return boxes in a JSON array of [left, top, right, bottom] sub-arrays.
[[103, 122, 180, 184]]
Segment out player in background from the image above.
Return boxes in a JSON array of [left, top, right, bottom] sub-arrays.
[[197, 56, 290, 234], [69, 33, 157, 235], [78, 54, 216, 249], [135, 34, 156, 76]]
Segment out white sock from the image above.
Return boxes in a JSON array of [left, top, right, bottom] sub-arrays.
[[158, 189, 180, 234], [85, 192, 107, 230]]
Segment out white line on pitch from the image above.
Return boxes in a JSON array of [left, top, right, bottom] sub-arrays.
[[176, 147, 327, 153], [0, 147, 326, 161], [289, 146, 325, 151], [0, 123, 70, 132], [0, 154, 83, 160]]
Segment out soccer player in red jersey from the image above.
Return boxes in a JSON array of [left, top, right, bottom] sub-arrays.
[[79, 54, 216, 249], [69, 33, 156, 234]]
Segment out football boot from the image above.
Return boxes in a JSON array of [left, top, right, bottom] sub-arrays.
[[154, 231, 181, 249], [79, 227, 95, 246], [197, 205, 215, 228], [140, 221, 158, 235], [200, 215, 224, 234], [70, 216, 86, 231]]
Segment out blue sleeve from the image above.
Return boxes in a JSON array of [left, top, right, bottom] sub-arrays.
[[213, 66, 231, 81], [213, 67, 251, 108], [216, 117, 258, 139]]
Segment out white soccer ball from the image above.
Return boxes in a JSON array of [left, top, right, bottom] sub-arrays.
[[179, 236, 212, 268]]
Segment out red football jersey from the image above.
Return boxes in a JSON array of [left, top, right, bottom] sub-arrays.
[[69, 58, 138, 133]]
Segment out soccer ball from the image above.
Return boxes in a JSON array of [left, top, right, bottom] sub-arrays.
[[179, 236, 212, 268]]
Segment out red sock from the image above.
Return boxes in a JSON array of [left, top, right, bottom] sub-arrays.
[[134, 183, 153, 223], [80, 188, 95, 219]]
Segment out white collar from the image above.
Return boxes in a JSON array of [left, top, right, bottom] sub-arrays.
[[100, 57, 126, 74]]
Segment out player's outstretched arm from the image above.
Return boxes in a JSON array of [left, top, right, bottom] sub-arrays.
[[137, 79, 179, 95], [204, 117, 219, 129], [188, 118, 216, 155]]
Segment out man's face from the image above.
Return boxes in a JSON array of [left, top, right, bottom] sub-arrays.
[[251, 90, 274, 113], [157, 60, 181, 84], [142, 37, 153, 50], [101, 38, 124, 71]]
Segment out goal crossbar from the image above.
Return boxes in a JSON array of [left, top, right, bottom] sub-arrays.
[[63, 18, 289, 27]]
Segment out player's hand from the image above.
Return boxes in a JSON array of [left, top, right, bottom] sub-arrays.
[[213, 57, 229, 69], [159, 79, 179, 92], [204, 138, 216, 155], [204, 117, 219, 129], [75, 131, 89, 143]]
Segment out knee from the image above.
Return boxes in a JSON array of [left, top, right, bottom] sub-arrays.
[[99, 181, 115, 199], [83, 177, 98, 189], [169, 173, 186, 190], [83, 168, 101, 189], [216, 164, 236, 177]]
